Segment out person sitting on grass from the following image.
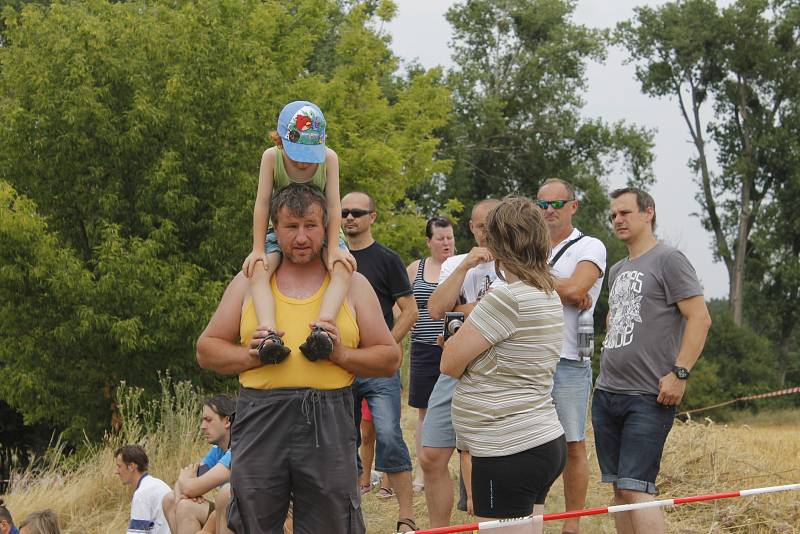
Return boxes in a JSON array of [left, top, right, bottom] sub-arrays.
[[162, 395, 235, 534], [114, 444, 171, 534], [0, 499, 19, 534]]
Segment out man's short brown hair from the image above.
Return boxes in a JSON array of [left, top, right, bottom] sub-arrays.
[[538, 178, 575, 200], [114, 444, 149, 473], [610, 187, 657, 231], [270, 183, 328, 227]]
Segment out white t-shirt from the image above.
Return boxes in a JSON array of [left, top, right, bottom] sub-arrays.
[[438, 254, 502, 303], [548, 228, 606, 361], [127, 474, 171, 534]]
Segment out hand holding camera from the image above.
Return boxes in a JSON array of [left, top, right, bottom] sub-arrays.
[[443, 311, 465, 341]]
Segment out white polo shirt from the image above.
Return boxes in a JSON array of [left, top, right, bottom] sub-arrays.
[[127, 473, 171, 534], [549, 228, 606, 361]]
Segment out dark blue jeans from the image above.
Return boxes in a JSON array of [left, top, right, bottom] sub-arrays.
[[352, 373, 412, 473], [591, 389, 676, 494]]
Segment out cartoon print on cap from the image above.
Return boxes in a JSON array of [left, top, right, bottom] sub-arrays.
[[285, 106, 325, 145]]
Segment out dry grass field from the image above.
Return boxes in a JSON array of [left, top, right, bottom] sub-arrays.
[[2, 381, 799, 533], [359, 407, 800, 533]]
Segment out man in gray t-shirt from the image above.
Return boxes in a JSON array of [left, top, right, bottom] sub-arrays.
[[592, 188, 711, 534]]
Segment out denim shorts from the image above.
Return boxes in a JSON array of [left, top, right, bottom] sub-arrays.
[[591, 389, 676, 494], [552, 358, 593, 442], [418, 373, 469, 511], [352, 373, 412, 473], [266, 230, 348, 254], [420, 374, 459, 448]]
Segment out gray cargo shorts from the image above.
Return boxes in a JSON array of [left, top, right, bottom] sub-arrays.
[[228, 386, 365, 534]]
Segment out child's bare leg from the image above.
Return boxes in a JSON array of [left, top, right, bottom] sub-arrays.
[[318, 260, 352, 322], [249, 252, 280, 329], [250, 252, 290, 363], [299, 254, 352, 361]]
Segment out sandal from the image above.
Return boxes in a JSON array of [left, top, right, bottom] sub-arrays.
[[299, 326, 333, 361], [375, 486, 396, 500], [257, 331, 291, 364], [359, 482, 372, 495], [396, 517, 417, 533]]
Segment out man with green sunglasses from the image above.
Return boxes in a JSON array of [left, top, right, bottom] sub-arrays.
[[537, 178, 606, 534], [536, 198, 573, 210]]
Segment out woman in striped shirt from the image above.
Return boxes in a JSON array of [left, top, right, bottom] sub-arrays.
[[405, 216, 455, 491], [441, 197, 566, 528]]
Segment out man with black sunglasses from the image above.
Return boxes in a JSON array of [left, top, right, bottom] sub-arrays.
[[341, 191, 419, 533]]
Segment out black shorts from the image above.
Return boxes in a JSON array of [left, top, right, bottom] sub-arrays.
[[471, 435, 567, 518], [408, 342, 442, 408]]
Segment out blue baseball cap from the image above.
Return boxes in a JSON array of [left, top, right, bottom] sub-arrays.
[[277, 101, 327, 164]]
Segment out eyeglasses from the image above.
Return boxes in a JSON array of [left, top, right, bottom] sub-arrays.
[[536, 199, 573, 210], [342, 208, 373, 218]]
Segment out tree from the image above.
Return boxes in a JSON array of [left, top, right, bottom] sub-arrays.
[[681, 300, 785, 416], [420, 0, 653, 257], [0, 0, 449, 439], [746, 137, 800, 386], [617, 0, 800, 326]]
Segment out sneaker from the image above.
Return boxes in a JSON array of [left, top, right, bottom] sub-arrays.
[[257, 331, 291, 364], [299, 327, 333, 361]]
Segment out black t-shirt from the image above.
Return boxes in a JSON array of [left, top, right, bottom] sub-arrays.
[[351, 241, 412, 329]]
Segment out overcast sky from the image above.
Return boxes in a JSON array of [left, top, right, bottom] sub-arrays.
[[385, 1, 730, 299]]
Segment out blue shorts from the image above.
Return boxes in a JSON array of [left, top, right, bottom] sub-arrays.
[[591, 389, 676, 494], [265, 230, 348, 255], [420, 374, 458, 448], [352, 373, 412, 473], [552, 358, 592, 442]]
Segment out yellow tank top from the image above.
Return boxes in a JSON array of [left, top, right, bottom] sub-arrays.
[[239, 274, 359, 389]]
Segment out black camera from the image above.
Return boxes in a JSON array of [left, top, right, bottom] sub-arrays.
[[443, 312, 465, 341]]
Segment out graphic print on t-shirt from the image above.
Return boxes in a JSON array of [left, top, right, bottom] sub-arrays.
[[476, 274, 493, 301], [604, 270, 644, 349]]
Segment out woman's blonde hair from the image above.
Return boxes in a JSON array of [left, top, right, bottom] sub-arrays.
[[485, 196, 556, 292], [19, 509, 60, 534]]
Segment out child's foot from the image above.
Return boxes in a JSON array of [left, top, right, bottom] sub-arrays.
[[257, 331, 291, 364], [300, 327, 333, 361]]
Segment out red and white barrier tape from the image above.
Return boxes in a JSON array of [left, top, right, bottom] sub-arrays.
[[678, 385, 800, 416], [738, 386, 800, 401], [402, 483, 800, 533]]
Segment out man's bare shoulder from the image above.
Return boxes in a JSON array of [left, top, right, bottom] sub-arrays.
[[225, 272, 250, 301], [348, 271, 371, 295]]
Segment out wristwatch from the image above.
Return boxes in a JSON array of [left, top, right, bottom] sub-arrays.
[[672, 366, 690, 380]]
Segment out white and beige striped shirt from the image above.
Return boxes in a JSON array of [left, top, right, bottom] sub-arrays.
[[452, 281, 564, 457]]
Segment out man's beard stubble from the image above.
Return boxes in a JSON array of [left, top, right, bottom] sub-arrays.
[[282, 247, 323, 265]]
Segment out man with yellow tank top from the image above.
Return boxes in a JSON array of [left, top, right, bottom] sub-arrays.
[[197, 183, 400, 534]]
